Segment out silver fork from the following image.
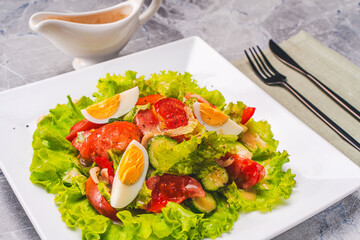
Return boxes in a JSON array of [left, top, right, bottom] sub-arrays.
[[245, 46, 360, 151]]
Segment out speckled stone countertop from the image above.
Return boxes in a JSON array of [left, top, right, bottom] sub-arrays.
[[1, 0, 359, 239]]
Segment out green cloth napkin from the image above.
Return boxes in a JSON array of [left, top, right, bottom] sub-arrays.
[[232, 30, 360, 165]]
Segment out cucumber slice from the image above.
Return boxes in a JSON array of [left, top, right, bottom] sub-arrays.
[[189, 191, 217, 214], [147, 135, 178, 169], [200, 166, 228, 191]]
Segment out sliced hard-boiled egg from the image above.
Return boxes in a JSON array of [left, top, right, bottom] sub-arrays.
[[193, 102, 244, 135], [110, 139, 149, 208], [81, 87, 139, 124]]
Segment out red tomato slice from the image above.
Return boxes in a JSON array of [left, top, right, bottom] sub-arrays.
[[225, 154, 265, 189], [65, 119, 104, 141], [72, 130, 92, 151], [153, 98, 188, 130], [145, 174, 205, 213], [136, 94, 164, 106], [184, 93, 215, 108], [241, 107, 255, 125], [79, 121, 141, 162], [134, 109, 159, 136], [85, 177, 119, 221], [94, 157, 115, 185]]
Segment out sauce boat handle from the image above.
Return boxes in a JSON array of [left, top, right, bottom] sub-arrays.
[[139, 0, 162, 26]]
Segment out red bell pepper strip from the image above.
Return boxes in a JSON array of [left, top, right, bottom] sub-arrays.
[[241, 107, 255, 125]]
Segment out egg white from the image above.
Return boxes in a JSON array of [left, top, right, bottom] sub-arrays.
[[110, 139, 149, 209], [81, 86, 139, 124], [193, 102, 244, 135]]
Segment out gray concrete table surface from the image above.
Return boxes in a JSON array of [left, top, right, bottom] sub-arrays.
[[1, 0, 360, 239]]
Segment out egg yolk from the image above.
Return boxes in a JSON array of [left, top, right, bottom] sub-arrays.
[[118, 144, 144, 185], [85, 94, 120, 119], [199, 103, 229, 126]]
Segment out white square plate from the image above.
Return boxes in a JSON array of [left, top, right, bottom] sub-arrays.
[[0, 37, 359, 240]]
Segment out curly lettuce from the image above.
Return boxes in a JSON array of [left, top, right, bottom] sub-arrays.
[[94, 71, 225, 108], [30, 70, 296, 240], [240, 119, 279, 153], [223, 101, 247, 124]]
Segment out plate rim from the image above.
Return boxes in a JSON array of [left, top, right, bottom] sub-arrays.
[[0, 36, 359, 240]]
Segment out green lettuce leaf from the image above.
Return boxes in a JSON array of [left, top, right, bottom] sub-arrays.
[[94, 71, 226, 108], [54, 176, 112, 240], [152, 131, 238, 175], [146, 71, 226, 108], [36, 96, 93, 137], [114, 202, 203, 240], [151, 135, 199, 173], [240, 119, 279, 152], [30, 147, 77, 193], [94, 71, 141, 102], [198, 193, 239, 239], [126, 182, 152, 209], [107, 149, 124, 171], [223, 101, 247, 124]]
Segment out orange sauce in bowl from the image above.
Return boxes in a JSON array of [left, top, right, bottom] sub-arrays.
[[45, 6, 132, 24]]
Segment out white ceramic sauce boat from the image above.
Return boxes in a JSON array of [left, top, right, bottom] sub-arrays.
[[29, 0, 162, 69]]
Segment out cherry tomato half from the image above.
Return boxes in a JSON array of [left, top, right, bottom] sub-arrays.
[[145, 174, 205, 213], [225, 154, 265, 189]]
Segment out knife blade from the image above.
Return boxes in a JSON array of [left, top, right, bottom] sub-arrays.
[[269, 39, 360, 122]]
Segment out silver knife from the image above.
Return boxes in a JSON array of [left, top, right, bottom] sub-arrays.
[[269, 39, 360, 122]]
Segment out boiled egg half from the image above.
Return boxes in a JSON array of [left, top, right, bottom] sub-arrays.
[[193, 102, 244, 135], [81, 87, 139, 124], [110, 139, 149, 208]]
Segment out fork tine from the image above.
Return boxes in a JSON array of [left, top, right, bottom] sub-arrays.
[[251, 47, 273, 77], [249, 48, 271, 79], [256, 46, 285, 78], [244, 50, 266, 81]]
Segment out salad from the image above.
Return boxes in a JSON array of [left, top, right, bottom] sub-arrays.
[[30, 71, 296, 239]]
